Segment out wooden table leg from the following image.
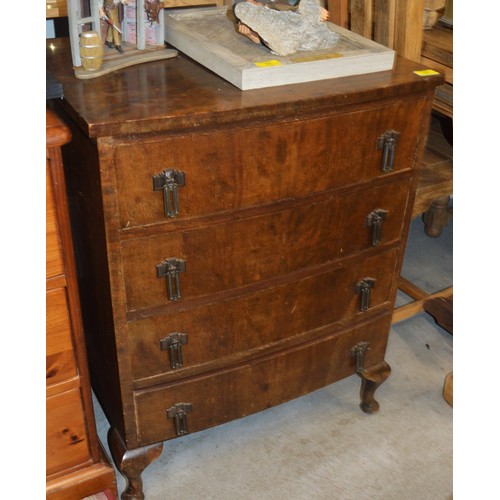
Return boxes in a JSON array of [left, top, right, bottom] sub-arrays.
[[424, 296, 453, 407], [422, 195, 451, 238], [443, 371, 453, 407], [424, 296, 453, 334]]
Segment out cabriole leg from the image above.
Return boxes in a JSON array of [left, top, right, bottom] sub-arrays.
[[108, 427, 163, 500], [351, 342, 391, 414], [357, 361, 391, 413]]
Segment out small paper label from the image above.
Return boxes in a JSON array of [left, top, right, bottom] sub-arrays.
[[255, 60, 282, 67], [413, 69, 441, 76]]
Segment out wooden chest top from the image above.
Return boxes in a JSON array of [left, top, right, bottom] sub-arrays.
[[46, 38, 442, 138]]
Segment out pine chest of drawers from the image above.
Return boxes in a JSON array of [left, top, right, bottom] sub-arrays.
[[47, 38, 441, 499], [46, 109, 118, 499]]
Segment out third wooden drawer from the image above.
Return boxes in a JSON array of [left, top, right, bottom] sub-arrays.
[[129, 246, 399, 384], [133, 312, 392, 446]]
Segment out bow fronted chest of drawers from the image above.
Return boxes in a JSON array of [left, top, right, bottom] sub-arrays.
[[47, 38, 441, 499]]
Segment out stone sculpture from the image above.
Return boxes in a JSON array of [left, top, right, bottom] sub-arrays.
[[234, 0, 339, 56]]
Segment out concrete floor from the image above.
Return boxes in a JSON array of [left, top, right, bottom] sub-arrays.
[[94, 216, 453, 500], [93, 118, 453, 499]]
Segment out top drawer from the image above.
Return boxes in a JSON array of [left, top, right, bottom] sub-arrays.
[[114, 98, 425, 229]]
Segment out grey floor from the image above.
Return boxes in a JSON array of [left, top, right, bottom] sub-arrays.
[[93, 214, 453, 500]]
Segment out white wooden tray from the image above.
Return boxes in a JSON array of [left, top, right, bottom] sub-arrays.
[[164, 6, 395, 90]]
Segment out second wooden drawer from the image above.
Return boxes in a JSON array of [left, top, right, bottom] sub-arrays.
[[123, 177, 410, 312]]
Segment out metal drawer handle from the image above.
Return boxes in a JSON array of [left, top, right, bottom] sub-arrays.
[[160, 333, 188, 369], [167, 403, 193, 436], [366, 209, 388, 246], [355, 278, 376, 312], [152, 169, 186, 218], [377, 130, 401, 173], [156, 258, 186, 301]]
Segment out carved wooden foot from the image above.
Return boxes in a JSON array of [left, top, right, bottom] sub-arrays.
[[108, 427, 163, 500], [422, 195, 451, 238], [357, 361, 391, 413], [351, 341, 391, 413]]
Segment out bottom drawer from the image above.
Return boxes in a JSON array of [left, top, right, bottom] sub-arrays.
[[46, 388, 90, 477], [134, 313, 392, 446]]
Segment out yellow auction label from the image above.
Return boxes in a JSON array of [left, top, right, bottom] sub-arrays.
[[413, 69, 441, 76], [255, 60, 282, 67]]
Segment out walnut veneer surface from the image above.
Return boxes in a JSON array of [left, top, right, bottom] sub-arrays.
[[47, 38, 442, 499], [46, 109, 118, 499]]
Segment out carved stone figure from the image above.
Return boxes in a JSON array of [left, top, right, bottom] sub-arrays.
[[234, 0, 339, 56]]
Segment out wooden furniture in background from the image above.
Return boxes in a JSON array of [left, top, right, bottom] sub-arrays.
[[425, 296, 452, 334], [392, 114, 452, 324], [443, 371, 453, 406], [48, 37, 441, 499], [421, 23, 452, 118], [411, 112, 453, 237], [393, 277, 452, 323], [423, 0, 445, 30], [46, 109, 118, 500], [398, 18, 453, 321], [425, 296, 453, 407], [328, 0, 424, 61], [327, 0, 452, 126]]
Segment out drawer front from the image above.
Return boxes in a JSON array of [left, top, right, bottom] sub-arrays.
[[46, 287, 77, 386], [115, 98, 424, 228], [122, 177, 409, 312], [46, 388, 90, 477], [130, 247, 399, 382], [134, 313, 392, 446], [46, 163, 64, 279]]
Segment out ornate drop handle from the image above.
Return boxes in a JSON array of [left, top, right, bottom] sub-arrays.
[[377, 130, 400, 173], [152, 169, 186, 218], [366, 209, 388, 246], [156, 258, 186, 301], [355, 278, 376, 312]]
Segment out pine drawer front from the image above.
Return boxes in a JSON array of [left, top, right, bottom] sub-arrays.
[[115, 99, 424, 229], [134, 313, 391, 446], [46, 287, 78, 385], [46, 388, 90, 477], [122, 177, 410, 312], [46, 163, 64, 279], [129, 247, 399, 383]]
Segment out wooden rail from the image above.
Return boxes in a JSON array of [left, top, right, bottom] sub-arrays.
[[392, 277, 453, 324]]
